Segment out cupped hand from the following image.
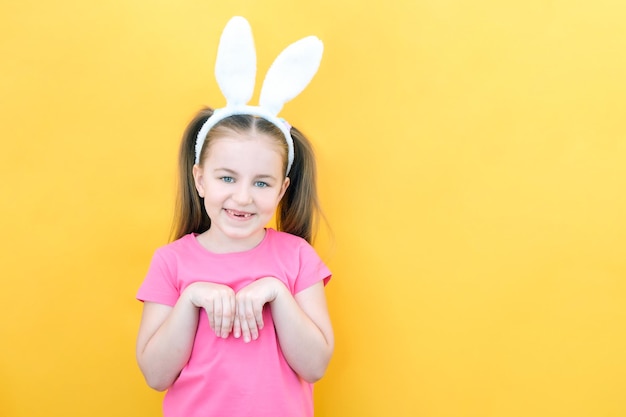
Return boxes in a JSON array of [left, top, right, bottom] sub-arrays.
[[233, 277, 285, 343], [186, 282, 236, 339]]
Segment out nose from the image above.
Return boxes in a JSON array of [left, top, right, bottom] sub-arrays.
[[232, 183, 253, 205]]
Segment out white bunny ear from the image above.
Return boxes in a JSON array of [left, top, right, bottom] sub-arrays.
[[259, 36, 324, 115], [214, 16, 256, 107]]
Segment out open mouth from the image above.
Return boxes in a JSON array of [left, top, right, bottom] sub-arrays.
[[225, 209, 253, 218]]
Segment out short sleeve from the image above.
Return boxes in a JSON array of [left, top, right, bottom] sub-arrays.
[[136, 249, 180, 306], [294, 242, 331, 294]]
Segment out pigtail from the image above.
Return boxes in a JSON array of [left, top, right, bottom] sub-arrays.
[[276, 127, 321, 244], [170, 108, 214, 241]]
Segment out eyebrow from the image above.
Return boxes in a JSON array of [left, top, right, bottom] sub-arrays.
[[213, 168, 278, 181]]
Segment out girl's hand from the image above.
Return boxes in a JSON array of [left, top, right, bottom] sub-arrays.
[[185, 282, 236, 339], [233, 277, 284, 343]]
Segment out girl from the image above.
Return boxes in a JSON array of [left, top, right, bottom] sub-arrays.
[[136, 17, 333, 417]]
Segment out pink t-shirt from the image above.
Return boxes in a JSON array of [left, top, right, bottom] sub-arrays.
[[137, 228, 331, 417]]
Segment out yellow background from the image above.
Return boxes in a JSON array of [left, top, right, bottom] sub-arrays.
[[1, 1, 625, 416]]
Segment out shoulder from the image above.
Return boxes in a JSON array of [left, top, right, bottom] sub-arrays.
[[153, 234, 197, 256], [148, 234, 199, 268], [265, 228, 327, 269], [138, 235, 198, 304], [265, 229, 331, 290], [266, 228, 308, 246], [264, 228, 314, 254]]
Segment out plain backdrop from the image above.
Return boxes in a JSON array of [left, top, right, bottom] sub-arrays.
[[1, 1, 625, 416]]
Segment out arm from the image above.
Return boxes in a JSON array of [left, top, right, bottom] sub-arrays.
[[272, 281, 334, 383], [234, 279, 334, 383], [136, 282, 237, 391]]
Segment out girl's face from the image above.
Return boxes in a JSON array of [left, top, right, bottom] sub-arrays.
[[192, 130, 290, 252]]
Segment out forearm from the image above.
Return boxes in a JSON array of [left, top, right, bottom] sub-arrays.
[[270, 284, 334, 383], [137, 293, 200, 391]]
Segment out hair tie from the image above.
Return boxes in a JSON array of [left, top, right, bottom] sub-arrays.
[[194, 16, 324, 175]]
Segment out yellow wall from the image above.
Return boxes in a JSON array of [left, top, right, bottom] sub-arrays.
[[1, 1, 625, 416]]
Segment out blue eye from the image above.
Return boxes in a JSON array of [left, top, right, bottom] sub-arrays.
[[221, 176, 235, 183], [254, 181, 269, 188]]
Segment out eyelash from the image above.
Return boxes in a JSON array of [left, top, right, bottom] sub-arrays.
[[219, 177, 270, 188]]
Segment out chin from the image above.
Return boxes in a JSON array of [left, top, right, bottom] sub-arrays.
[[223, 227, 265, 242]]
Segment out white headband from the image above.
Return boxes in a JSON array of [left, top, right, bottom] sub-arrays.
[[195, 16, 324, 175]]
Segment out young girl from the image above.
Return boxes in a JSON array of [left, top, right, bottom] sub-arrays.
[[136, 17, 333, 417]]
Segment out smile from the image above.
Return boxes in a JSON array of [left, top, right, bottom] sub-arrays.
[[225, 209, 254, 218]]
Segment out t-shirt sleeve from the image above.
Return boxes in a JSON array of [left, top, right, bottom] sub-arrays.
[[294, 241, 332, 294], [136, 249, 180, 306]]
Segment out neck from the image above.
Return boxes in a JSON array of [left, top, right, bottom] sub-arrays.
[[196, 228, 266, 254]]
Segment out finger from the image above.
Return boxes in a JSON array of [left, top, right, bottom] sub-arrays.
[[205, 300, 216, 333], [213, 297, 223, 337], [236, 298, 252, 342], [233, 314, 241, 339], [244, 299, 259, 342], [220, 294, 234, 338], [253, 302, 264, 331], [239, 306, 252, 343]]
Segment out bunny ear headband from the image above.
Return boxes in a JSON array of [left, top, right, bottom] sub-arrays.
[[195, 16, 324, 175]]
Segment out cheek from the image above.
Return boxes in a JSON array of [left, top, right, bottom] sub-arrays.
[[205, 182, 228, 198], [256, 191, 281, 209], [272, 189, 286, 205]]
